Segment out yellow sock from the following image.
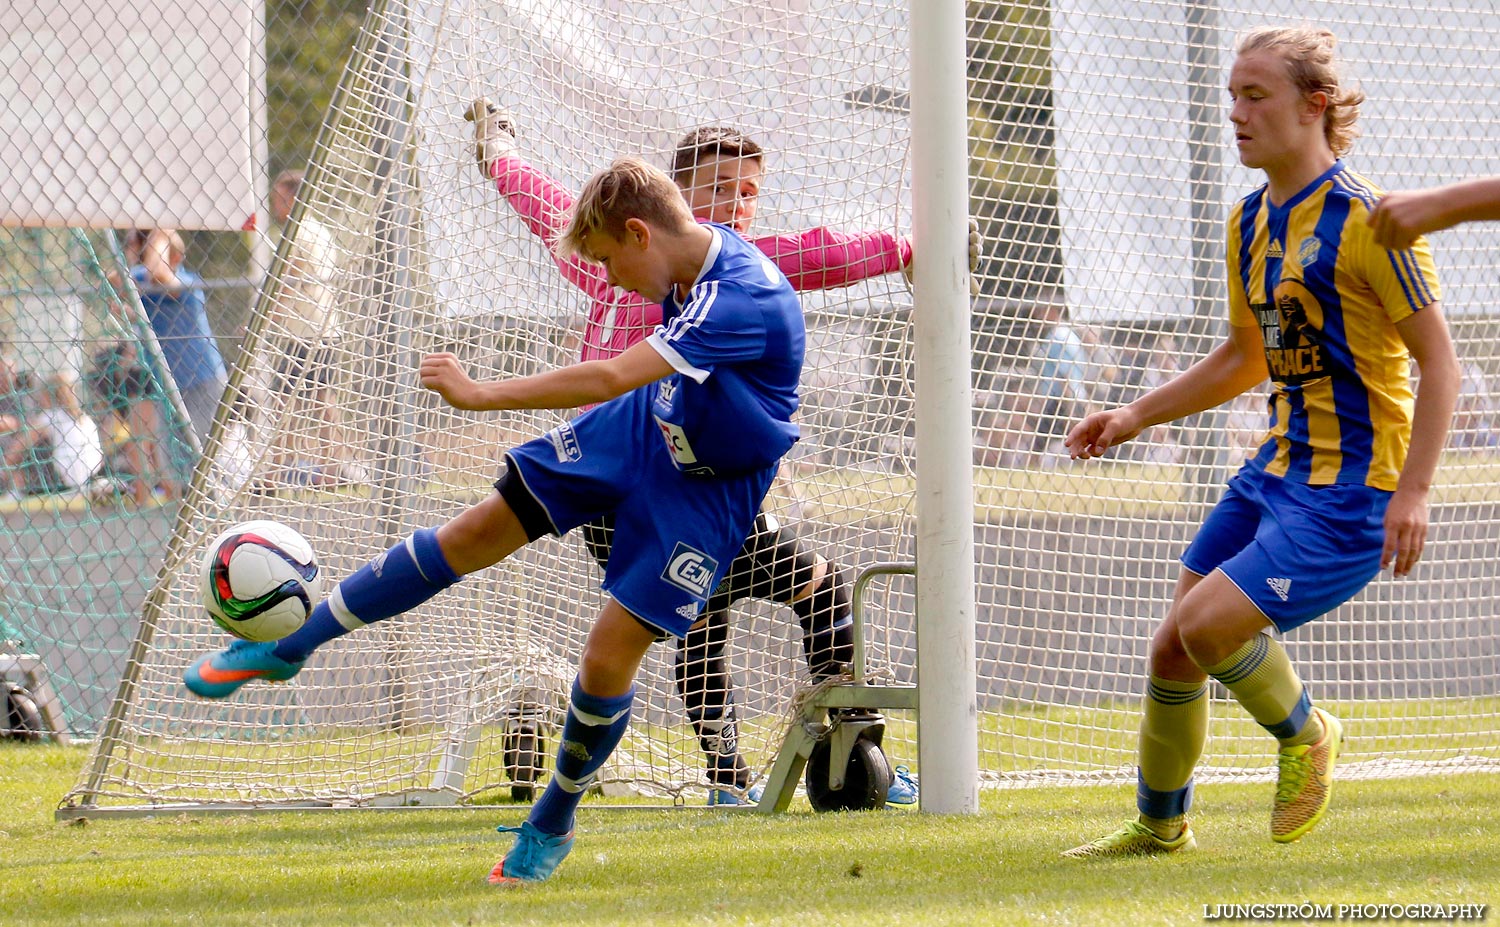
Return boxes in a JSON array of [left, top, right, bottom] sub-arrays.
[[1204, 633, 1317, 747], [1136, 675, 1208, 838]]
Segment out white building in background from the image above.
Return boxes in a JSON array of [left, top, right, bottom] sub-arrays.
[[1052, 0, 1500, 323]]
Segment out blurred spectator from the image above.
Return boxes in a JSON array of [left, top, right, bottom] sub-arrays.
[[1125, 333, 1185, 465], [88, 341, 177, 505], [1452, 360, 1498, 451], [975, 368, 1042, 469], [31, 372, 104, 493], [1079, 324, 1122, 405], [1, 353, 28, 500], [105, 227, 146, 299], [131, 228, 228, 444], [260, 169, 360, 489], [1031, 301, 1091, 459], [1224, 390, 1270, 456], [2, 370, 103, 498]]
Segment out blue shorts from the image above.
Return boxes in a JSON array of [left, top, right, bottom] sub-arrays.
[[1180, 466, 1390, 632], [506, 390, 776, 639]]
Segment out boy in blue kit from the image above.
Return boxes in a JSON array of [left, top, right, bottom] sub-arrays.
[[183, 157, 807, 885]]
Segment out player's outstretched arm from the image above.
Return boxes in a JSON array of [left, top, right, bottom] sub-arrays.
[[760, 218, 980, 292], [1066, 323, 1268, 460], [419, 340, 673, 412], [465, 98, 613, 302], [141, 230, 186, 296], [1381, 301, 1459, 577], [1369, 176, 1500, 250], [758, 226, 911, 291]]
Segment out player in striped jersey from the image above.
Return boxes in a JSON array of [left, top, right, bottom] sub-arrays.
[[469, 103, 974, 804], [1062, 25, 1460, 858]]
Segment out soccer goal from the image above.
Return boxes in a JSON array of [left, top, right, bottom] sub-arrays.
[[59, 0, 1500, 818]]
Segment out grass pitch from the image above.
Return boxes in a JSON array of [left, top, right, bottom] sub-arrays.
[[6, 743, 1499, 927]]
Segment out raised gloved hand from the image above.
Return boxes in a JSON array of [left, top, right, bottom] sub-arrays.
[[465, 97, 518, 180]]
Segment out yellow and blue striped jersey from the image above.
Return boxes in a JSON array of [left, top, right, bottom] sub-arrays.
[[1226, 161, 1441, 491]]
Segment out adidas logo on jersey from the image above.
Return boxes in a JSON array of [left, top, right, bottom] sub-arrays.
[[1266, 239, 1284, 259], [1266, 577, 1292, 601]]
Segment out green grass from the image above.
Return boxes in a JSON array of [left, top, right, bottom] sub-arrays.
[[7, 743, 1500, 926]]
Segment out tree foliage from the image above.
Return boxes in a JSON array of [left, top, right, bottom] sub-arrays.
[[266, 0, 368, 179], [968, 0, 1061, 298]]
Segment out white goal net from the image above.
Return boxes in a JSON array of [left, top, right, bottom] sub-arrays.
[[59, 0, 1500, 814]]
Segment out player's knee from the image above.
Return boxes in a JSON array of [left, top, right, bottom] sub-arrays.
[[1172, 607, 1245, 670], [577, 641, 640, 697], [1148, 623, 1198, 678], [751, 519, 822, 605], [788, 557, 829, 604], [794, 565, 854, 678], [792, 563, 850, 622]]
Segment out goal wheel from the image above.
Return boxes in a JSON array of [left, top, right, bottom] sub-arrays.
[[2, 683, 44, 743], [503, 721, 545, 802], [805, 735, 893, 812]]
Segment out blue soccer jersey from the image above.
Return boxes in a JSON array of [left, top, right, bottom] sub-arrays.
[[503, 223, 805, 637], [645, 225, 805, 475]]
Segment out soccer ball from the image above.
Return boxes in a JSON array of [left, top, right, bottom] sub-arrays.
[[200, 520, 324, 642]]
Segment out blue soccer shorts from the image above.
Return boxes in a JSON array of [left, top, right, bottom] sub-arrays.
[[1180, 465, 1391, 632], [505, 389, 776, 639]]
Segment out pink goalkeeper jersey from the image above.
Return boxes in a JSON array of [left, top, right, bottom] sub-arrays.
[[489, 156, 913, 362]]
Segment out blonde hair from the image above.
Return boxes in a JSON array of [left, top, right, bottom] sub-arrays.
[[559, 157, 695, 261], [1237, 25, 1364, 156]]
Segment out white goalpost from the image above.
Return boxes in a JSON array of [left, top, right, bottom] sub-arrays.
[[909, 0, 979, 814], [53, 0, 1500, 819]]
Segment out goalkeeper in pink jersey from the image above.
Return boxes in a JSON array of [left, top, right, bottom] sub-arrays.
[[470, 100, 977, 805]]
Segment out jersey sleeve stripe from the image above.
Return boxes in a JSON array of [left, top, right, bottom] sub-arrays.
[[645, 332, 710, 383], [1395, 246, 1437, 307], [1382, 250, 1424, 312], [1336, 172, 1437, 310], [659, 280, 718, 343]]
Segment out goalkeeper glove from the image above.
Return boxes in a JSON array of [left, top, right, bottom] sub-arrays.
[[903, 218, 983, 292], [465, 98, 518, 180]]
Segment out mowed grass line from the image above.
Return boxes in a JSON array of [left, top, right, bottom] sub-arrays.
[[6, 744, 1500, 927]]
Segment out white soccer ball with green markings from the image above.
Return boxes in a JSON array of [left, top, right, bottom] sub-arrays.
[[200, 520, 324, 642]]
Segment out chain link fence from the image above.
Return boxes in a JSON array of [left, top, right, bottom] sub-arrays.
[[1, 0, 363, 737]]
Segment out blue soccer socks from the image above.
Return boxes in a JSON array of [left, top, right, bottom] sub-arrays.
[[527, 680, 635, 836], [273, 527, 459, 663]]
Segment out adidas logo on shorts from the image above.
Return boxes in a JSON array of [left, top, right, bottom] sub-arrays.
[[1266, 577, 1292, 601]]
